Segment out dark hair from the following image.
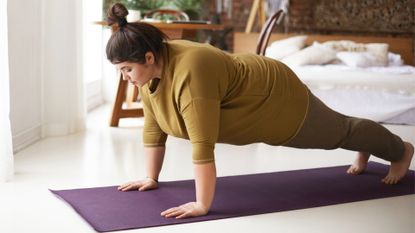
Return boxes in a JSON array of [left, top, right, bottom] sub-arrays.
[[106, 3, 168, 64]]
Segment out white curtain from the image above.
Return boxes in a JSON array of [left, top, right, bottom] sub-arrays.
[[0, 0, 14, 182], [41, 0, 86, 136]]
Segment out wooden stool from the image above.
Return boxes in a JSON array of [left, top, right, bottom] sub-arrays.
[[109, 72, 143, 127]]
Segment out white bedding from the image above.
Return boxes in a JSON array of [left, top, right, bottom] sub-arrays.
[[290, 65, 415, 125]]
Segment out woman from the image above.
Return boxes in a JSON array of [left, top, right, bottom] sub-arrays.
[[106, 3, 414, 219]]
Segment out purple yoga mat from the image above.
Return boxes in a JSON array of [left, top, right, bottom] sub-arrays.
[[50, 162, 414, 232]]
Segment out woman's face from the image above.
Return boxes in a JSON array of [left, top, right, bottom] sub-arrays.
[[115, 52, 160, 87]]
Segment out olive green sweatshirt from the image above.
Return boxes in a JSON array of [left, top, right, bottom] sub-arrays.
[[140, 40, 309, 164]]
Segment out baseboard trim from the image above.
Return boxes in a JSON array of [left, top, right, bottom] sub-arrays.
[[86, 79, 104, 111], [88, 93, 105, 112], [12, 124, 41, 153]]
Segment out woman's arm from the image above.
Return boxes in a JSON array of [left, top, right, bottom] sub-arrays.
[[161, 161, 216, 219], [145, 146, 166, 181], [160, 52, 224, 218], [194, 162, 216, 213], [160, 98, 220, 218], [118, 146, 165, 191]]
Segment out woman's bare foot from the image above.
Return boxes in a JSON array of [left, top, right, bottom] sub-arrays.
[[382, 142, 414, 185], [347, 152, 370, 175]]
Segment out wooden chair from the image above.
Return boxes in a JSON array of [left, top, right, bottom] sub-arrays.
[[256, 10, 284, 56]]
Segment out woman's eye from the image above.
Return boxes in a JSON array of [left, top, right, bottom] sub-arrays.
[[126, 69, 132, 72]]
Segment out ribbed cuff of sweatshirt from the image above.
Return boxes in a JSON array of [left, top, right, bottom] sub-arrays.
[[191, 143, 215, 164]]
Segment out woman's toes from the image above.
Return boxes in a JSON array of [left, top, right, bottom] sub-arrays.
[[347, 166, 356, 174], [385, 177, 392, 184], [349, 166, 364, 175], [382, 174, 400, 184]]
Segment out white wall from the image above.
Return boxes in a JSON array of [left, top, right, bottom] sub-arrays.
[[8, 0, 86, 152], [8, 0, 42, 152]]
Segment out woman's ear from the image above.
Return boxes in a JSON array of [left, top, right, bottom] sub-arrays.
[[145, 52, 155, 65]]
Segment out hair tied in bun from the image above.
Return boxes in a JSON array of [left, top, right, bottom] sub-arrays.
[[118, 18, 127, 27], [106, 3, 129, 27]]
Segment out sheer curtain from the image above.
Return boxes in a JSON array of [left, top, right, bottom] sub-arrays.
[[0, 0, 14, 182], [41, 0, 86, 136]]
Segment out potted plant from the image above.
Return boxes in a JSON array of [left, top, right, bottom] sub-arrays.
[[103, 0, 167, 21], [124, 0, 142, 21], [173, 0, 203, 20]]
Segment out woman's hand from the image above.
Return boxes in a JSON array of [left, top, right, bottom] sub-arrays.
[[160, 162, 216, 219], [117, 178, 158, 191], [161, 202, 208, 219]]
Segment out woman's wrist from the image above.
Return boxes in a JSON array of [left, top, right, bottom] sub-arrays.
[[146, 176, 158, 183], [195, 201, 209, 215]]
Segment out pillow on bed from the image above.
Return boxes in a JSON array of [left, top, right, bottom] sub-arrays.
[[388, 52, 404, 66], [365, 43, 389, 66], [336, 52, 373, 67], [322, 40, 367, 52], [281, 42, 336, 66], [336, 43, 389, 67], [323, 41, 389, 66], [336, 51, 383, 67], [265, 35, 308, 60]]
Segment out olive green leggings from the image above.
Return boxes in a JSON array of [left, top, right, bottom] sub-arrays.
[[284, 90, 405, 162]]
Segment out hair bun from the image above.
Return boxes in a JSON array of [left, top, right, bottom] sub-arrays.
[[107, 3, 129, 26]]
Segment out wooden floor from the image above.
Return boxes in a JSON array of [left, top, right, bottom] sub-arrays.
[[1, 104, 414, 233]]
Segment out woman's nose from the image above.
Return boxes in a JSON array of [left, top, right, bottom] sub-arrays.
[[122, 74, 129, 81]]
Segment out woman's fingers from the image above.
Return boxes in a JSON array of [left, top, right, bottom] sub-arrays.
[[117, 181, 133, 190], [176, 211, 191, 219], [161, 207, 182, 217], [138, 183, 152, 191], [121, 183, 138, 191], [163, 208, 191, 219], [118, 181, 143, 191], [161, 207, 176, 216], [161, 202, 205, 219], [118, 179, 158, 192], [138, 180, 158, 191], [166, 210, 184, 218]]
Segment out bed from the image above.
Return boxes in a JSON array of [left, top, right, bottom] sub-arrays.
[[234, 32, 415, 125]]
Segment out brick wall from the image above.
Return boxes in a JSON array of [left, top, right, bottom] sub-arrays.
[[289, 0, 414, 35]]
